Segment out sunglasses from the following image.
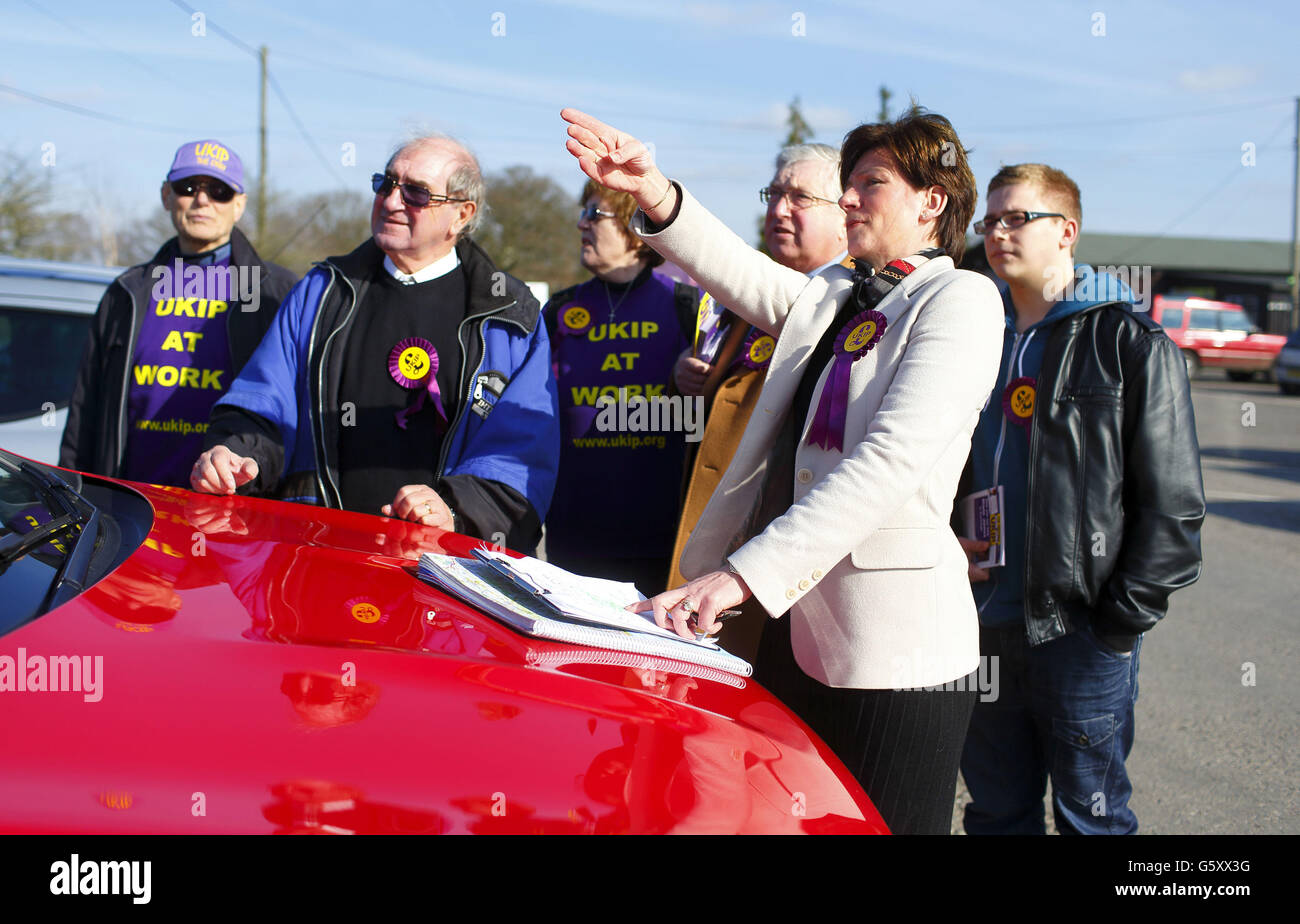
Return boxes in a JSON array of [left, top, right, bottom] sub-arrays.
[[578, 204, 617, 222], [170, 178, 237, 203], [371, 173, 469, 209]]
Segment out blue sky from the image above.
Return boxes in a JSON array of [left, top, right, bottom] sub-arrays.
[[2, 0, 1296, 256]]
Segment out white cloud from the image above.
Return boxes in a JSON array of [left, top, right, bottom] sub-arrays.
[[1178, 66, 1255, 92]]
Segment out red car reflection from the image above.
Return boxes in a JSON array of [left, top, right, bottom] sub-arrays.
[[0, 471, 886, 834]]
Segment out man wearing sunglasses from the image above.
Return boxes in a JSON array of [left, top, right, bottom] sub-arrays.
[[191, 135, 559, 553], [956, 163, 1205, 835], [61, 139, 297, 486]]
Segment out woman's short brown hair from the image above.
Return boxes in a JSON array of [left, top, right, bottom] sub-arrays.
[[580, 179, 664, 268], [839, 109, 977, 263]]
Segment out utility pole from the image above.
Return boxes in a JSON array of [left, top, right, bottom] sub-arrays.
[[1291, 96, 1299, 331], [257, 45, 268, 247]]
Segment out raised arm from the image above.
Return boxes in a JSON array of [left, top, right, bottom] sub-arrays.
[[561, 109, 815, 336]]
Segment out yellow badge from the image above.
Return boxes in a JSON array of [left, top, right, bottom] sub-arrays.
[[398, 346, 430, 381], [350, 602, 382, 624], [1010, 385, 1034, 418], [563, 305, 591, 330], [1003, 376, 1037, 426], [844, 319, 878, 353], [748, 335, 775, 364]]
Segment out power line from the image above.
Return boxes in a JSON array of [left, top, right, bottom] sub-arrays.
[[265, 71, 350, 190], [1115, 113, 1294, 263], [977, 97, 1294, 135], [0, 82, 195, 133], [21, 0, 174, 83], [165, 0, 259, 58], [161, 1, 348, 189]]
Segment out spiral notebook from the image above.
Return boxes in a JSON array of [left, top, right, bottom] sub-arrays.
[[417, 551, 753, 677]]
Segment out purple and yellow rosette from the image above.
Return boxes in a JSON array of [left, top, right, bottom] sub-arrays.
[[1002, 376, 1036, 427], [731, 328, 775, 373], [389, 337, 447, 430], [805, 309, 887, 452], [559, 304, 593, 338]]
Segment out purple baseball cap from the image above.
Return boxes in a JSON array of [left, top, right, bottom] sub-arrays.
[[166, 139, 245, 193]]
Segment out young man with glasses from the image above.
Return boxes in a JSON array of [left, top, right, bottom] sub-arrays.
[[957, 163, 1205, 834], [61, 139, 298, 486], [191, 135, 559, 553]]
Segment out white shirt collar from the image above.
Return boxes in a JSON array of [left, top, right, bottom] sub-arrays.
[[809, 250, 850, 278], [383, 248, 460, 285]]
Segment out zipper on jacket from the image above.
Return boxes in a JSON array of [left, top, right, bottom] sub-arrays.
[[977, 326, 1035, 618], [309, 272, 347, 507], [990, 328, 1036, 487], [1021, 317, 1073, 639], [114, 282, 140, 474], [435, 299, 518, 480]]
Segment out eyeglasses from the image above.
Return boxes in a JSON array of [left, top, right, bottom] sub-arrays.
[[371, 173, 469, 209], [760, 186, 840, 210], [578, 204, 618, 222], [973, 210, 1066, 234], [170, 178, 237, 203]]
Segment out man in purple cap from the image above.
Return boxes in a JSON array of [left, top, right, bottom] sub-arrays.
[[61, 140, 298, 485]]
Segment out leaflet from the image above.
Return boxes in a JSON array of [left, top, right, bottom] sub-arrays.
[[959, 484, 1006, 569]]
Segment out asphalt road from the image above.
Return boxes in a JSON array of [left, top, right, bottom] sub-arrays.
[[953, 375, 1300, 834]]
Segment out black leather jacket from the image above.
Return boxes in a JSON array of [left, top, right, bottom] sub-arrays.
[[962, 301, 1206, 651]]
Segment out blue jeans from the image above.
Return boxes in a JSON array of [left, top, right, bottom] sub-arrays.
[[961, 622, 1142, 835]]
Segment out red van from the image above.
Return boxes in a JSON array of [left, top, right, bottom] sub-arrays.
[[1150, 295, 1287, 381]]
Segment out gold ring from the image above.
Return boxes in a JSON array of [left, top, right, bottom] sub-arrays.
[[678, 599, 696, 615], [423, 502, 433, 516]]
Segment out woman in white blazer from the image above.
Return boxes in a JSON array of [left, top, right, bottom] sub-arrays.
[[563, 108, 1004, 834]]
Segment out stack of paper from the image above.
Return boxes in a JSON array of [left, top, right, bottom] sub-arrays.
[[417, 550, 752, 677]]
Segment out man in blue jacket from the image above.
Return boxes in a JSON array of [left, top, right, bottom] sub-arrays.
[[190, 136, 559, 552]]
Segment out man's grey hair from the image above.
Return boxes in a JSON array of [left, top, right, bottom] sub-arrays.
[[387, 133, 485, 239], [774, 142, 841, 200]]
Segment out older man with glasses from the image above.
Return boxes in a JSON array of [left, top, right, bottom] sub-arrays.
[[190, 135, 559, 552], [61, 139, 298, 486]]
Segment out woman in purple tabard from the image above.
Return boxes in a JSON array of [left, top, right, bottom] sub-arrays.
[[542, 181, 699, 596], [562, 108, 1006, 834]]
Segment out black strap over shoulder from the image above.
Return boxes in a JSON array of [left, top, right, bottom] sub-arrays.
[[848, 247, 944, 313], [672, 281, 701, 347]]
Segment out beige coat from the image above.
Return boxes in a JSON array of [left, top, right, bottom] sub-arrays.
[[634, 188, 1003, 689]]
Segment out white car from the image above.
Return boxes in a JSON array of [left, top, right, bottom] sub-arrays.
[[0, 256, 119, 463]]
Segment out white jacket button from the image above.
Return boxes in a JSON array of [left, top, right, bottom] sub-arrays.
[[796, 468, 813, 484], [811, 569, 823, 580], [785, 588, 797, 600], [798, 579, 811, 590]]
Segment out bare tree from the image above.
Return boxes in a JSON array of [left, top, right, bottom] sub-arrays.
[[0, 150, 55, 257], [475, 165, 586, 290]]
